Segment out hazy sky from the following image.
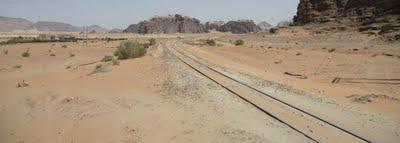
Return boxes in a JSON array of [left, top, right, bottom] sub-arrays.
[[0, 0, 299, 29]]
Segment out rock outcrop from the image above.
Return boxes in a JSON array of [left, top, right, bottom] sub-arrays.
[[205, 20, 225, 30], [124, 14, 207, 34], [29, 21, 81, 32], [0, 16, 33, 32], [217, 20, 261, 34], [293, 0, 400, 26]]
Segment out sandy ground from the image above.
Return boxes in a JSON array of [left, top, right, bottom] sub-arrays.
[[183, 28, 400, 118], [0, 29, 399, 143], [0, 39, 313, 143], [178, 28, 400, 142]]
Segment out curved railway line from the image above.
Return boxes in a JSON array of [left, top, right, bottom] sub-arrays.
[[165, 40, 372, 143]]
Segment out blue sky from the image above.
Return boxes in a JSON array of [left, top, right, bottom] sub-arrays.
[[0, 0, 299, 29]]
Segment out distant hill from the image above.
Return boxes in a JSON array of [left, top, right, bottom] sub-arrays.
[[109, 28, 123, 33], [276, 21, 291, 28], [0, 16, 33, 32], [85, 25, 108, 33], [257, 21, 273, 30], [28, 21, 81, 32]]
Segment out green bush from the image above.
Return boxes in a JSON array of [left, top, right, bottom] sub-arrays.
[[114, 41, 148, 60], [22, 50, 30, 58], [112, 58, 120, 65], [206, 39, 217, 46], [101, 55, 114, 62], [328, 48, 336, 53], [95, 64, 103, 70], [234, 39, 245, 46], [149, 38, 156, 46], [13, 65, 22, 69]]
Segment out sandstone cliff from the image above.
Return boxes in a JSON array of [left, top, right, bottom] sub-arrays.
[[293, 0, 400, 26], [205, 20, 225, 30]]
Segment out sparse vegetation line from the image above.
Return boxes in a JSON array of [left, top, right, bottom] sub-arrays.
[[0, 36, 127, 45]]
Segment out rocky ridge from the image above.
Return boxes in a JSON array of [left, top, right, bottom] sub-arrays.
[[205, 20, 225, 30], [293, 0, 400, 27], [293, 0, 400, 40]]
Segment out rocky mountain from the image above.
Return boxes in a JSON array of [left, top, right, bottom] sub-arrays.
[[124, 14, 207, 34], [205, 20, 225, 30], [29, 21, 81, 32], [0, 16, 33, 32], [257, 21, 273, 30], [85, 25, 108, 33], [217, 20, 261, 34], [293, 0, 400, 26]]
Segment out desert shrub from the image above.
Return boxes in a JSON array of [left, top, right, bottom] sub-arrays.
[[62, 45, 68, 48], [269, 28, 278, 34], [87, 63, 111, 75], [114, 41, 148, 60], [206, 39, 216, 46], [95, 64, 103, 70], [328, 48, 336, 53], [69, 53, 75, 57], [65, 65, 71, 69], [112, 58, 120, 65], [13, 65, 22, 69], [50, 53, 56, 56], [3, 49, 8, 55], [234, 39, 245, 46], [101, 55, 113, 62], [149, 38, 156, 46], [21, 50, 30, 58]]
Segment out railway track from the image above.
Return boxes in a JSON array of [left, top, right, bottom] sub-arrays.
[[166, 40, 372, 143]]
